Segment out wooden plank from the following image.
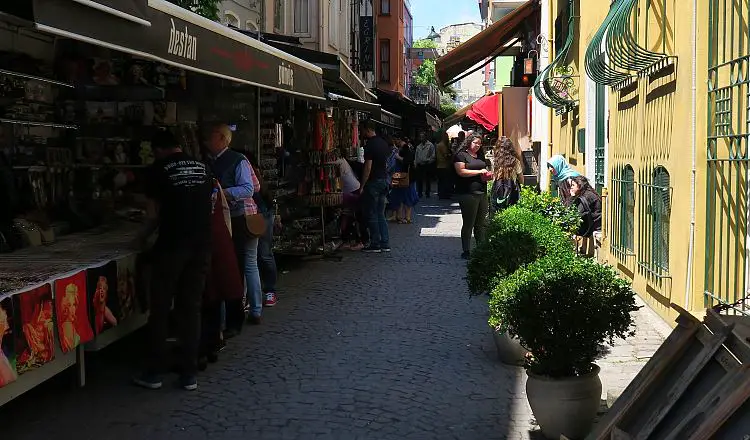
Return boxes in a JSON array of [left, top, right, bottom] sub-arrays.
[[687, 364, 750, 440], [705, 309, 750, 364], [662, 364, 747, 440], [635, 322, 735, 440], [586, 308, 702, 440], [611, 427, 632, 440]]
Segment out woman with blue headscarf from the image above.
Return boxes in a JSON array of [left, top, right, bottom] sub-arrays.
[[546, 155, 581, 206]]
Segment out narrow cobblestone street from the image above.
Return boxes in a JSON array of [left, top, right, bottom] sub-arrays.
[[0, 200, 668, 440]]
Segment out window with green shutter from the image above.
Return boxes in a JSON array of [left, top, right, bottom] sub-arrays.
[[610, 165, 635, 260], [637, 166, 671, 278]]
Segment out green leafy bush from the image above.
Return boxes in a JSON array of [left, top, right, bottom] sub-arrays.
[[466, 206, 574, 295], [490, 254, 638, 378], [517, 186, 580, 235]]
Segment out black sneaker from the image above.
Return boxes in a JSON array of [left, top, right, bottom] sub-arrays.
[[461, 251, 470, 260], [381, 246, 391, 252], [133, 372, 163, 390], [362, 246, 381, 253], [179, 375, 198, 391]]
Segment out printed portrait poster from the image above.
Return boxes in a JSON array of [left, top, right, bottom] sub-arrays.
[[0, 296, 17, 388], [54, 271, 94, 353], [87, 262, 119, 335], [13, 284, 55, 375], [116, 255, 138, 319]]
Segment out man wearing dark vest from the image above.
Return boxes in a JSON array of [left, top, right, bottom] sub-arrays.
[[206, 124, 263, 332]]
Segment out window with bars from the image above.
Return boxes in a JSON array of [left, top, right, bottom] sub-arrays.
[[379, 39, 390, 83], [637, 166, 671, 278], [594, 82, 606, 193], [610, 165, 635, 260], [380, 0, 390, 15], [293, 0, 309, 34]]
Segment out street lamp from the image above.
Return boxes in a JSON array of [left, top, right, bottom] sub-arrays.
[[426, 26, 440, 42]]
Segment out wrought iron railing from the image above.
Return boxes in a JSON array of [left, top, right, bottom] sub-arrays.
[[704, 0, 750, 315], [637, 167, 672, 280], [409, 83, 441, 109], [610, 165, 636, 261], [533, 0, 578, 114], [585, 0, 672, 90]]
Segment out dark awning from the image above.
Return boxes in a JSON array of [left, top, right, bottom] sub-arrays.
[[1, 0, 325, 100], [326, 93, 381, 116], [435, 0, 539, 87], [266, 41, 375, 102]]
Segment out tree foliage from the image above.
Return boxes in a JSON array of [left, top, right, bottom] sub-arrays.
[[168, 0, 220, 20], [413, 39, 438, 49], [414, 59, 436, 86]]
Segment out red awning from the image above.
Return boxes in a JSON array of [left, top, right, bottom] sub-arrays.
[[435, 0, 539, 87], [466, 94, 500, 130]]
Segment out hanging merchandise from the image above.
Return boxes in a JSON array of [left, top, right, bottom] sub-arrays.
[[13, 284, 55, 376], [53, 270, 93, 354]]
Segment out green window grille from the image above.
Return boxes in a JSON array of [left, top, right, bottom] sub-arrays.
[[637, 166, 671, 278], [594, 83, 606, 193], [704, 0, 750, 314], [610, 165, 635, 260]]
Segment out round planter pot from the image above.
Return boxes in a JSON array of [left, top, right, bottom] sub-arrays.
[[492, 329, 529, 366], [526, 364, 602, 440]]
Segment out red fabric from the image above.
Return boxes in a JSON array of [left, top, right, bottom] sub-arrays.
[[204, 194, 243, 304], [466, 94, 500, 131]]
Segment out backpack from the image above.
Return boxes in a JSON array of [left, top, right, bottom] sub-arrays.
[[491, 178, 520, 212]]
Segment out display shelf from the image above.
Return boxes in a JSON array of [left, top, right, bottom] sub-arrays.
[[0, 118, 78, 129], [0, 68, 73, 88], [85, 312, 148, 352], [0, 347, 82, 407]]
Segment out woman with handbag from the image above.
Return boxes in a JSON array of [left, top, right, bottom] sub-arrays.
[[336, 157, 365, 250], [199, 180, 243, 370], [389, 136, 419, 224]]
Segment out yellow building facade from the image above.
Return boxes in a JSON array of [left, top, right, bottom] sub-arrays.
[[536, 0, 747, 323]]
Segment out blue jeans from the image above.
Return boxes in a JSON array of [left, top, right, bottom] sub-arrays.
[[257, 211, 277, 293], [363, 179, 390, 248], [230, 216, 263, 321]]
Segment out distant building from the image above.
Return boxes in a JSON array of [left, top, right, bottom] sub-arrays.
[[436, 23, 485, 108]]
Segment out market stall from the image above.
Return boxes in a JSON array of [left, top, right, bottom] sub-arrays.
[[0, 0, 324, 405]]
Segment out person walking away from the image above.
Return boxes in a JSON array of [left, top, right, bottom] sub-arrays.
[[547, 154, 581, 206], [569, 175, 602, 257], [436, 131, 453, 199], [489, 137, 524, 215], [414, 132, 436, 198], [199, 179, 243, 371], [389, 135, 419, 223], [336, 156, 364, 250], [359, 120, 391, 253], [133, 129, 213, 391], [206, 124, 263, 330], [248, 156, 278, 308], [454, 135, 491, 259]]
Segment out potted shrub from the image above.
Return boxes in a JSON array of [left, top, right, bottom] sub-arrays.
[[490, 254, 637, 439], [468, 207, 574, 365], [516, 186, 581, 235], [467, 206, 573, 296]]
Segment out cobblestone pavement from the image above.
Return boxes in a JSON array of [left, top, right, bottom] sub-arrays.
[[0, 200, 669, 440]]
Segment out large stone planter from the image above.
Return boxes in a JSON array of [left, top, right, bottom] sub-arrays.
[[526, 364, 602, 439], [492, 328, 529, 366]]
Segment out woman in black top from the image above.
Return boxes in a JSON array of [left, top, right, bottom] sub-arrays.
[[453, 135, 491, 259], [569, 175, 602, 257]]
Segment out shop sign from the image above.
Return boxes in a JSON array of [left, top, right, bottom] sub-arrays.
[[381, 112, 399, 127], [167, 19, 198, 61], [359, 16, 374, 72], [29, 0, 325, 99]]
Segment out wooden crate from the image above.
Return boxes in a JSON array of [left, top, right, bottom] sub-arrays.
[[585, 305, 750, 440]]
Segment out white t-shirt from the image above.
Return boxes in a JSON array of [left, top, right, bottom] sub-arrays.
[[336, 158, 361, 193]]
